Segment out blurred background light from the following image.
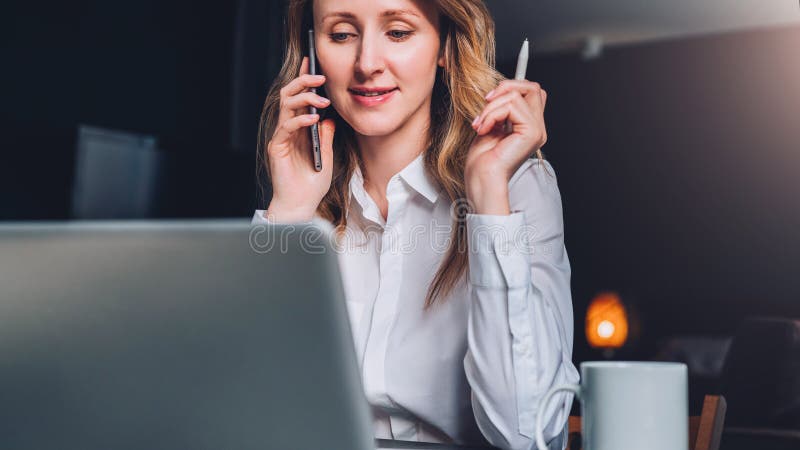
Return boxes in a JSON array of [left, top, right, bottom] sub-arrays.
[[586, 292, 629, 349]]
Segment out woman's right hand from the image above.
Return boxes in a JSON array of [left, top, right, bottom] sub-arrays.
[[265, 56, 336, 223]]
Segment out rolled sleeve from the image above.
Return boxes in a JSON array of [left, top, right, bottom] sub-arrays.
[[466, 211, 532, 288], [463, 159, 578, 450]]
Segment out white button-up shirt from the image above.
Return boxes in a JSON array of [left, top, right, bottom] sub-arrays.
[[252, 153, 578, 450]]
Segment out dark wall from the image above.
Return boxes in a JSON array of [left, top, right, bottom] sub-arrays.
[[496, 25, 800, 360], [1, 1, 254, 219]]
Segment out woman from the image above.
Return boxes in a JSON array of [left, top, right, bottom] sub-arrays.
[[252, 0, 579, 449]]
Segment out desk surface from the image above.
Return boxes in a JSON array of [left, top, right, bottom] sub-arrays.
[[376, 439, 496, 449]]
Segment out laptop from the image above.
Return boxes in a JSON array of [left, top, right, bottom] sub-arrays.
[[0, 219, 379, 449]]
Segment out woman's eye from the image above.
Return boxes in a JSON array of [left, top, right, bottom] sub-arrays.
[[388, 30, 412, 41], [328, 30, 412, 43], [329, 33, 352, 42]]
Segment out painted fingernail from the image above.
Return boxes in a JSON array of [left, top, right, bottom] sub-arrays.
[[485, 89, 495, 100], [320, 97, 330, 104], [471, 116, 480, 127]]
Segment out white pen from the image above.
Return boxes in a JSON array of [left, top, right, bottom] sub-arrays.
[[514, 37, 529, 81], [512, 38, 544, 161], [503, 38, 530, 133]]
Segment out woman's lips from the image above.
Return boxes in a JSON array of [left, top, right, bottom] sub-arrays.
[[349, 88, 398, 107]]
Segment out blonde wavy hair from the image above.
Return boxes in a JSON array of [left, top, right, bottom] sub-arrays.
[[257, 0, 541, 308]]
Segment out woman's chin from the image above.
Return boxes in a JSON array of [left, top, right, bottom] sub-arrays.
[[348, 118, 402, 137]]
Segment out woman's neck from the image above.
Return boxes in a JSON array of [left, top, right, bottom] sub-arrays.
[[355, 104, 431, 203]]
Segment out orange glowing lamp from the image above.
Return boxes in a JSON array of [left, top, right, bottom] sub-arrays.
[[586, 292, 629, 348]]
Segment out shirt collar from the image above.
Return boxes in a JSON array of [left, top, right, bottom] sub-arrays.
[[348, 152, 441, 208], [397, 152, 441, 204]]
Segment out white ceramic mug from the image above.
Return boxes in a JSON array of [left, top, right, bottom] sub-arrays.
[[535, 361, 688, 450]]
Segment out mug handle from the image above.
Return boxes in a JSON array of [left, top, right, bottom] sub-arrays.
[[535, 383, 581, 450]]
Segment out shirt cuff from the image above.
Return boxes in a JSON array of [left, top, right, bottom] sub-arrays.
[[251, 210, 271, 225], [251, 209, 315, 225], [466, 211, 532, 288]]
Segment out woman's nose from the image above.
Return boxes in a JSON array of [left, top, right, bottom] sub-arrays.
[[354, 36, 385, 77]]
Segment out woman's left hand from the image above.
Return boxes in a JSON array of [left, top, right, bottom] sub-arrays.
[[464, 80, 548, 215]]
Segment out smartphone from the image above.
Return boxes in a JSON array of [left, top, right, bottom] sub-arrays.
[[308, 28, 323, 172]]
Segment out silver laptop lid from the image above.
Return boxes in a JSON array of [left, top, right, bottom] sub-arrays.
[[0, 219, 373, 450]]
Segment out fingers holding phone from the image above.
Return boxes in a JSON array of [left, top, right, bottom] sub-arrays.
[[265, 56, 336, 223], [273, 57, 329, 144]]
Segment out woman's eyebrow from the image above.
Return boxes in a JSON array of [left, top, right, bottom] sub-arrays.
[[379, 9, 421, 18], [321, 11, 356, 22], [321, 9, 420, 23]]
